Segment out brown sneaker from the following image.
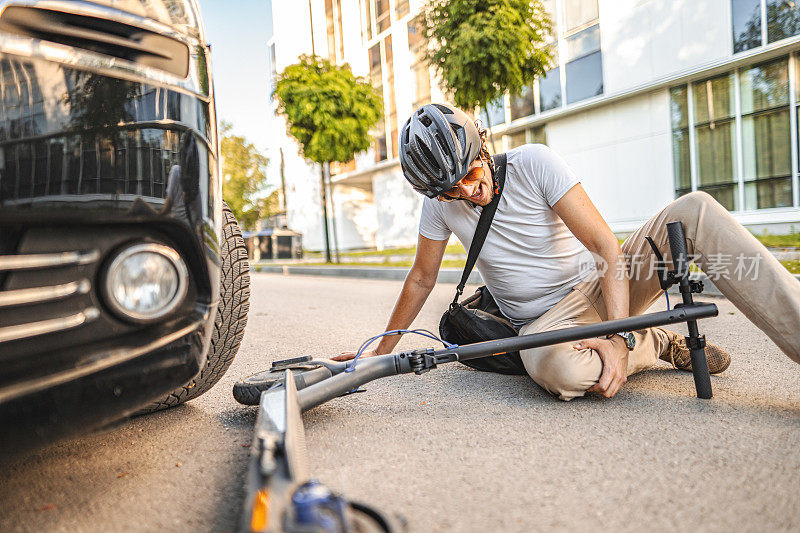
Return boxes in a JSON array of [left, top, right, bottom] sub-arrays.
[[658, 329, 731, 374]]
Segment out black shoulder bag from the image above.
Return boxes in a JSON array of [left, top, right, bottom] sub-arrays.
[[438, 153, 528, 375]]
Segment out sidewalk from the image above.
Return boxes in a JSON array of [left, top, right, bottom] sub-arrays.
[[253, 245, 800, 297], [255, 263, 745, 297]]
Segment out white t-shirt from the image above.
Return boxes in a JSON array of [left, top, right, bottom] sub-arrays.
[[419, 144, 595, 327]]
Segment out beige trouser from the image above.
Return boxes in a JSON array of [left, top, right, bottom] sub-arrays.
[[519, 191, 800, 400]]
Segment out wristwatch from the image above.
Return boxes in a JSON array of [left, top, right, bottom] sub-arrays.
[[606, 331, 636, 351]]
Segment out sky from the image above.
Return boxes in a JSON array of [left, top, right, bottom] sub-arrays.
[[197, 0, 274, 154]]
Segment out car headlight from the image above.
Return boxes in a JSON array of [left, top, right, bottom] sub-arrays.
[[103, 243, 188, 322]]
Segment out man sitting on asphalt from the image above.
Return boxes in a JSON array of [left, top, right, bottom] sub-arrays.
[[335, 103, 800, 400]]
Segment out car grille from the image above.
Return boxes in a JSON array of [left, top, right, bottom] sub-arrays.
[[0, 249, 101, 343], [0, 225, 197, 376]]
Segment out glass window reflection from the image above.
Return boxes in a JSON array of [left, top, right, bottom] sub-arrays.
[[565, 51, 603, 104], [539, 68, 562, 112], [481, 98, 505, 127], [732, 0, 763, 52], [507, 130, 527, 149], [767, 0, 800, 43], [0, 54, 213, 207], [670, 86, 691, 197], [505, 125, 547, 149], [566, 24, 601, 61], [564, 0, 598, 32], [740, 58, 791, 209], [510, 83, 535, 121], [692, 73, 738, 210]]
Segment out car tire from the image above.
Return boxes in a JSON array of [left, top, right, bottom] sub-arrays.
[[140, 201, 250, 413]]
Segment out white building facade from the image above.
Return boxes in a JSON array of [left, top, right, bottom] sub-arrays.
[[266, 0, 800, 251]]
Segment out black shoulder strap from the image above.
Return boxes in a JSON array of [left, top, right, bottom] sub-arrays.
[[452, 153, 507, 306]]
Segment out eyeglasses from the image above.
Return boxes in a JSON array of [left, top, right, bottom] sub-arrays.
[[437, 158, 484, 202]]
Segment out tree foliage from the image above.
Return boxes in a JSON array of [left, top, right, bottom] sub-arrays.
[[274, 55, 383, 164], [422, 0, 553, 112], [220, 121, 270, 230]]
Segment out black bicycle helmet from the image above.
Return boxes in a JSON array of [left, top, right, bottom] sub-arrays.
[[399, 103, 481, 198]]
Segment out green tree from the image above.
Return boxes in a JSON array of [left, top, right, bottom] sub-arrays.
[[422, 0, 553, 148], [274, 54, 383, 262], [220, 121, 270, 230]]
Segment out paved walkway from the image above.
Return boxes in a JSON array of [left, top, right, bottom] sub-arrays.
[[2, 274, 799, 532]]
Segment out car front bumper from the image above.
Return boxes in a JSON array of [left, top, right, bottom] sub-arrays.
[[0, 24, 221, 453]]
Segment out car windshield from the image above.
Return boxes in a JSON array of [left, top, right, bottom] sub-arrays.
[[87, 0, 201, 38]]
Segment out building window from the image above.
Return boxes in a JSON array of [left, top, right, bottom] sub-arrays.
[[368, 43, 384, 162], [564, 0, 598, 32], [408, 17, 430, 109], [539, 67, 562, 111], [375, 0, 390, 34], [384, 35, 398, 158], [505, 125, 547, 149], [767, 0, 800, 43], [325, 0, 345, 62], [395, 0, 409, 18], [367, 36, 397, 162], [511, 83, 536, 121], [364, 0, 391, 40], [732, 0, 762, 53], [411, 63, 431, 110], [740, 58, 792, 209], [375, 135, 387, 161], [670, 86, 692, 197], [267, 42, 277, 102], [507, 129, 527, 149], [365, 0, 373, 40], [564, 3, 603, 104], [670, 55, 797, 211], [732, 0, 800, 53], [369, 43, 381, 80], [481, 97, 505, 127], [693, 73, 738, 210], [565, 50, 603, 104]]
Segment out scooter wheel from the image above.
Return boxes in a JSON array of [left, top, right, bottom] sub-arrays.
[[233, 369, 286, 405], [233, 364, 332, 405]]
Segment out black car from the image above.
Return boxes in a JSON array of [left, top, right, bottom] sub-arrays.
[[0, 0, 249, 454]]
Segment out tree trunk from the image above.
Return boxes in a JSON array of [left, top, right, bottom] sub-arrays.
[[319, 165, 332, 263], [279, 148, 287, 213], [482, 104, 498, 154], [324, 162, 340, 263], [308, 0, 316, 56]]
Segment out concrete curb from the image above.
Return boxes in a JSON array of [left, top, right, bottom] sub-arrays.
[[252, 264, 483, 284], [252, 263, 800, 298]]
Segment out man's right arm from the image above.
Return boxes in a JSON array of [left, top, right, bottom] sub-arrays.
[[334, 234, 448, 360]]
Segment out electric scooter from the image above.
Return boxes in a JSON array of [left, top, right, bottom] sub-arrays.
[[234, 222, 718, 532]]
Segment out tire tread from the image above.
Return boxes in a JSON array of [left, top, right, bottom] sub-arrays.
[[139, 201, 250, 413]]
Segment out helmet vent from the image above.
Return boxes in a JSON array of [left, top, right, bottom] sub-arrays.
[[433, 103, 454, 114], [419, 114, 432, 127], [451, 123, 466, 145], [434, 131, 450, 157], [417, 140, 439, 171]]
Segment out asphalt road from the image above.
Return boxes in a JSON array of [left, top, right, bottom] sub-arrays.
[[2, 273, 800, 532]]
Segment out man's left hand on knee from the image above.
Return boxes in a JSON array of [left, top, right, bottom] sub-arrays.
[[574, 337, 629, 398]]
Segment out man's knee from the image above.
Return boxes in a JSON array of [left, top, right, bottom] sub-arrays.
[[665, 191, 724, 221], [521, 345, 602, 401]]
